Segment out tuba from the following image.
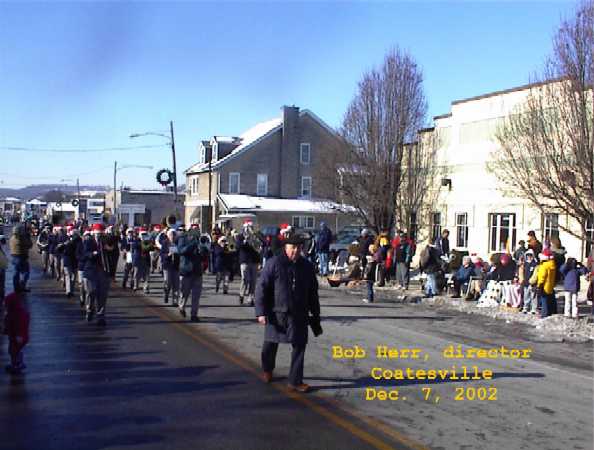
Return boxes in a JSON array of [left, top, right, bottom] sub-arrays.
[[199, 233, 212, 252], [244, 227, 263, 253]]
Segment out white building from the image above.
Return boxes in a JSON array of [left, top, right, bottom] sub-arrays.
[[428, 81, 592, 262]]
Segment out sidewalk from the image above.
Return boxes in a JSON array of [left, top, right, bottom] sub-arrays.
[[317, 275, 594, 342]]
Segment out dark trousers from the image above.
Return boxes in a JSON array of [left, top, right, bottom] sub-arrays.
[[366, 280, 374, 302], [261, 341, 306, 386], [540, 293, 556, 318]]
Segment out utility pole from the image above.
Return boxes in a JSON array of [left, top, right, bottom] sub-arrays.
[[170, 121, 178, 204], [76, 178, 81, 221], [208, 157, 212, 231], [113, 161, 117, 222]]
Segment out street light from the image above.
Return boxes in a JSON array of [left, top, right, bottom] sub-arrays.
[[129, 121, 179, 203], [113, 162, 154, 223]]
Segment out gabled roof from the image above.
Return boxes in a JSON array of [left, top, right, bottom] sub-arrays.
[[185, 109, 337, 175]]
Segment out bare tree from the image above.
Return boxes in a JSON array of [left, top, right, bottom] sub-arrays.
[[490, 0, 593, 239], [395, 128, 442, 240], [338, 47, 428, 233]]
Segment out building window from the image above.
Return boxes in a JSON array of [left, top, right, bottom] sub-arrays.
[[300, 143, 311, 165], [431, 212, 442, 243], [301, 176, 312, 198], [256, 174, 268, 196], [543, 213, 560, 241], [133, 213, 145, 226], [229, 173, 240, 194], [199, 145, 206, 164], [489, 213, 516, 253], [585, 215, 594, 259], [455, 213, 468, 248], [292, 216, 315, 229], [212, 143, 218, 161]]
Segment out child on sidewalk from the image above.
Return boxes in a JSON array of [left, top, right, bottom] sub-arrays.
[[363, 244, 379, 303], [4, 292, 30, 374]]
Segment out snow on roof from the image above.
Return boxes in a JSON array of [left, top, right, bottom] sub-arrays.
[[186, 117, 282, 174], [26, 199, 46, 205], [3, 197, 21, 202], [219, 194, 348, 214]]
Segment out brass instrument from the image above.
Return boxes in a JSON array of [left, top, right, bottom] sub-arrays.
[[243, 227, 263, 253], [199, 233, 212, 252]]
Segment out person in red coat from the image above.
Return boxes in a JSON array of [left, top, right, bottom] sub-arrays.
[[4, 292, 30, 374]]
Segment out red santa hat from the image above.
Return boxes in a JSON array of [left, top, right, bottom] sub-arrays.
[[540, 248, 553, 261], [66, 225, 74, 232], [138, 227, 148, 234], [153, 224, 162, 231], [243, 219, 253, 227], [91, 223, 105, 232]]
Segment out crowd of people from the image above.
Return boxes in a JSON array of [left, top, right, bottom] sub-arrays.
[[1, 217, 593, 380], [0, 218, 326, 388], [423, 229, 594, 320]]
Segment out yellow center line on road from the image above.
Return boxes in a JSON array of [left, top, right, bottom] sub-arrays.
[[144, 300, 430, 450]]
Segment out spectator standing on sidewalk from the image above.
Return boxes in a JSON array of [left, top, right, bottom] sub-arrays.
[[559, 258, 588, 319], [519, 250, 538, 314], [513, 240, 527, 263], [419, 243, 441, 298], [9, 224, 32, 292], [358, 229, 373, 272], [316, 222, 332, 277], [255, 234, 322, 393], [527, 231, 543, 260], [362, 244, 378, 304], [435, 229, 451, 258], [537, 248, 557, 318]]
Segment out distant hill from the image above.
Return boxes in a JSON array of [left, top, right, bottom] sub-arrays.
[[0, 184, 110, 200]]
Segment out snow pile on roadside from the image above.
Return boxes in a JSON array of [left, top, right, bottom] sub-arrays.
[[421, 295, 594, 341]]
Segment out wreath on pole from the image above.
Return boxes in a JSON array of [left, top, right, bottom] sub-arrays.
[[71, 199, 80, 207], [156, 169, 174, 186]]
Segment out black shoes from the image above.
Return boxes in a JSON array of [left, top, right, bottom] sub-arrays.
[[86, 311, 94, 322], [190, 316, 199, 323], [179, 308, 186, 318], [238, 296, 244, 305]]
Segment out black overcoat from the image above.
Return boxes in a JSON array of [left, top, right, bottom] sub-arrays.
[[255, 253, 320, 345]]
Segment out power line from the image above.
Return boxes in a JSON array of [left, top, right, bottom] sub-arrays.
[[0, 144, 167, 153]]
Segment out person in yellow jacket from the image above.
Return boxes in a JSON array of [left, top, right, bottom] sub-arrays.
[[536, 248, 557, 318]]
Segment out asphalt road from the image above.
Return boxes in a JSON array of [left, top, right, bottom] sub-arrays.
[[1, 254, 593, 450], [0, 261, 411, 450]]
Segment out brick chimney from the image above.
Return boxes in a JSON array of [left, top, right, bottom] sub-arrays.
[[280, 105, 300, 198]]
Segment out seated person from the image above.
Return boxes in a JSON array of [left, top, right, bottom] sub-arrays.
[[451, 256, 480, 298], [486, 253, 516, 283]]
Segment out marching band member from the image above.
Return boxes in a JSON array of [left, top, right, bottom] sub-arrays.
[[36, 224, 51, 274], [160, 229, 180, 305], [80, 223, 113, 326], [238, 220, 260, 306], [213, 236, 233, 294], [62, 225, 81, 298], [120, 228, 136, 289], [177, 224, 208, 321]]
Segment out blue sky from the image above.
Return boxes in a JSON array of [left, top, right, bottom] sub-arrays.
[[0, 0, 577, 190]]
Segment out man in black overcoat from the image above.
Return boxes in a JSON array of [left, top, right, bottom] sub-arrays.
[[255, 234, 322, 393]]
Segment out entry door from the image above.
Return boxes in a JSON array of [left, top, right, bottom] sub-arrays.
[[489, 213, 516, 253]]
